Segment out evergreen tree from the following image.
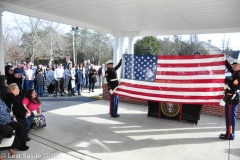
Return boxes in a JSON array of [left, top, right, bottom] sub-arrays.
[[134, 36, 160, 55]]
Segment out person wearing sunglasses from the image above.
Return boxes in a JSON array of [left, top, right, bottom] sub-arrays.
[[5, 65, 18, 85]]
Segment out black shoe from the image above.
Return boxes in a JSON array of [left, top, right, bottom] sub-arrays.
[[26, 137, 31, 141], [111, 115, 117, 118], [18, 145, 29, 151], [78, 93, 81, 95], [92, 90, 94, 92], [61, 94, 65, 97], [116, 114, 120, 117], [71, 89, 75, 96], [219, 134, 234, 140]]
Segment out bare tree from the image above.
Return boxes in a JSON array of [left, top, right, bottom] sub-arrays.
[[189, 34, 199, 53], [171, 35, 182, 54], [75, 29, 113, 64], [4, 35, 24, 64], [222, 34, 231, 55], [13, 15, 59, 62], [39, 25, 68, 63], [158, 37, 174, 55], [158, 35, 206, 55], [3, 24, 24, 65], [222, 34, 225, 54], [4, 14, 113, 65]]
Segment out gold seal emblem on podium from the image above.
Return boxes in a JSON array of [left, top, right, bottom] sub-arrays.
[[161, 102, 180, 117]]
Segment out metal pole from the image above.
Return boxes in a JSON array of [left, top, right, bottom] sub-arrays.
[[75, 31, 77, 65], [194, 34, 196, 53], [72, 31, 75, 64]]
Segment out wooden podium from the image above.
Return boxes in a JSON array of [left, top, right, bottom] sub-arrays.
[[147, 101, 202, 125]]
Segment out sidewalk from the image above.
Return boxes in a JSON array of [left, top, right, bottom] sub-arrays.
[[1, 88, 240, 160]]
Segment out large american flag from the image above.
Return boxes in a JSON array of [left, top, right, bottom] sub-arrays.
[[114, 54, 226, 105]]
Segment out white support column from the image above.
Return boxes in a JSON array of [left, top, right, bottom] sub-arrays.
[[128, 37, 134, 54], [117, 37, 124, 78], [118, 37, 124, 60], [0, 9, 4, 75], [113, 36, 119, 66]]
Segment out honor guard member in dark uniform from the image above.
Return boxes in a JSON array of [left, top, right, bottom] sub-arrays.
[[105, 59, 122, 118], [220, 60, 240, 140]]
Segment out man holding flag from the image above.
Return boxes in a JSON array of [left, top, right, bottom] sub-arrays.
[[105, 59, 122, 118], [220, 59, 240, 140]]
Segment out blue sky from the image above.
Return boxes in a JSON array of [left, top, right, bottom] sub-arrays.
[[2, 11, 240, 51]]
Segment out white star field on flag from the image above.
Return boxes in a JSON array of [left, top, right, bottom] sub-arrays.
[[123, 54, 157, 81]]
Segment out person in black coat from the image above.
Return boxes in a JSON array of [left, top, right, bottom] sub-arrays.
[[0, 75, 8, 100], [3, 83, 32, 141], [88, 65, 97, 93], [105, 59, 122, 118], [5, 65, 25, 99], [5, 65, 18, 85]]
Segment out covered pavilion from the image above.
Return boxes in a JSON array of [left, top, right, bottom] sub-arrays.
[[0, 0, 239, 73]]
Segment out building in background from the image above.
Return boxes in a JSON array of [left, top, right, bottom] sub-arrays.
[[198, 40, 222, 54]]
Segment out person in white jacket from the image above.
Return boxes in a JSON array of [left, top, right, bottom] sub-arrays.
[[54, 64, 65, 97]]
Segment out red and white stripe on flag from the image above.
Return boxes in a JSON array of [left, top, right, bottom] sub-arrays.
[[114, 54, 225, 105]]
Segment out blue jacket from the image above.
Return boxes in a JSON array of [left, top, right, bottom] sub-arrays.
[[13, 67, 25, 77], [76, 69, 84, 84], [0, 99, 15, 125]]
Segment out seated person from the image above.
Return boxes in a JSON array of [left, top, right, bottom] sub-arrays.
[[0, 98, 29, 151], [3, 83, 32, 141], [0, 75, 8, 100], [22, 89, 46, 128]]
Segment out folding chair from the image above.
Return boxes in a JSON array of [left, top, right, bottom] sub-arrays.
[[0, 135, 16, 159]]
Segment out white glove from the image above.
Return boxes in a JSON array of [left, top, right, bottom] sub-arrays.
[[219, 99, 225, 107], [109, 90, 113, 94]]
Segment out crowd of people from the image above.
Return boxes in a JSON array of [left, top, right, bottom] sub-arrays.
[[0, 58, 111, 151], [53, 59, 106, 96], [2, 59, 107, 98]]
